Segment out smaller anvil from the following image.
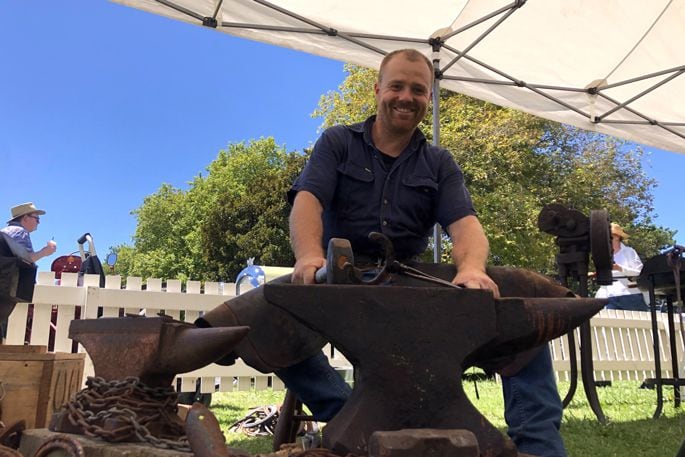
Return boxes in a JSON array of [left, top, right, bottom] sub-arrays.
[[69, 315, 249, 387], [51, 315, 250, 443], [264, 284, 604, 457]]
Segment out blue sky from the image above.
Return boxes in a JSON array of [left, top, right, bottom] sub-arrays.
[[2, 1, 684, 274]]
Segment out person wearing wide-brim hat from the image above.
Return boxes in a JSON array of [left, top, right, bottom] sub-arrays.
[[1, 202, 57, 263], [595, 223, 648, 311]]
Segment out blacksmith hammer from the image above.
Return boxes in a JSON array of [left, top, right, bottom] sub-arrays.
[[314, 233, 398, 285], [314, 238, 356, 284]]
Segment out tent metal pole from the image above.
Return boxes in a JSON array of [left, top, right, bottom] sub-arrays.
[[432, 54, 442, 263]]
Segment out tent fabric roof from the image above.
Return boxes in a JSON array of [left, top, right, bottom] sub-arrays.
[[114, 0, 685, 154]]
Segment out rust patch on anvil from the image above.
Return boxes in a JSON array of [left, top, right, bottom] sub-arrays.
[[467, 297, 605, 365], [70, 315, 249, 387]]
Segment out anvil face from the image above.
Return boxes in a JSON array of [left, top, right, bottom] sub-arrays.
[[264, 284, 604, 457]]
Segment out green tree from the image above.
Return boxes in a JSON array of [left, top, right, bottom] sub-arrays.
[[114, 65, 676, 283], [112, 184, 194, 281], [200, 150, 307, 280], [113, 138, 303, 282], [314, 65, 675, 272]]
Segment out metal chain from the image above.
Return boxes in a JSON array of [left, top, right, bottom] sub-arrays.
[[62, 376, 191, 452]]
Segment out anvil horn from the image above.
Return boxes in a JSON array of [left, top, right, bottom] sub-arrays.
[[467, 296, 606, 364], [70, 316, 249, 386], [157, 325, 250, 375]]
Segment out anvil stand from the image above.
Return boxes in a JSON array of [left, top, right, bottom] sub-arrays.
[[643, 291, 683, 418], [554, 236, 607, 424], [638, 247, 685, 418]]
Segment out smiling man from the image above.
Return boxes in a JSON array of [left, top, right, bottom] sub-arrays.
[[290, 49, 498, 293], [198, 49, 567, 457], [282, 49, 566, 457]]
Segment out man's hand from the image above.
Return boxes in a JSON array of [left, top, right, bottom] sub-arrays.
[[292, 256, 326, 284], [453, 267, 500, 298], [30, 240, 57, 262], [447, 216, 500, 298]]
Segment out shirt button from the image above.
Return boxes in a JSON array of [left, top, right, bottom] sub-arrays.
[[384, 199, 389, 205], [383, 220, 388, 226]]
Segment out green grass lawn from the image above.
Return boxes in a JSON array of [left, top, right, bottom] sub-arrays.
[[209, 380, 685, 456]]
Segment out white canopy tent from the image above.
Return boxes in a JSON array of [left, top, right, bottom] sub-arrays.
[[112, 0, 685, 154]]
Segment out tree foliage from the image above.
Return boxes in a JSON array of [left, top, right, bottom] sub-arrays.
[[115, 65, 675, 283], [113, 138, 303, 282], [315, 65, 675, 272]]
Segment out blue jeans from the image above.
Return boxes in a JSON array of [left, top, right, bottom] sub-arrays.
[[502, 347, 567, 457], [605, 294, 649, 312], [275, 351, 351, 422]]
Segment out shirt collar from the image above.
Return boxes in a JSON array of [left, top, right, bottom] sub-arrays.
[[355, 115, 427, 153]]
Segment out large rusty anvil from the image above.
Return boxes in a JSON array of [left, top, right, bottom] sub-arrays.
[[69, 315, 250, 386], [264, 284, 604, 457]]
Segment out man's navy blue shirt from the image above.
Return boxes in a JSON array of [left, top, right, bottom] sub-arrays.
[[288, 116, 476, 260]]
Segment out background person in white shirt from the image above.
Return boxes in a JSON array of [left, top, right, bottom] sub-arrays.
[[595, 223, 648, 311]]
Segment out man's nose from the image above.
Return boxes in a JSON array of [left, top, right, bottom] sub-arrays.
[[397, 87, 413, 101]]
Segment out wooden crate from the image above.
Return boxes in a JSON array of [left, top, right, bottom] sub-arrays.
[[0, 345, 84, 428]]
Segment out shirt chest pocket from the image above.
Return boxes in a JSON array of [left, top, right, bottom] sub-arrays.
[[399, 176, 438, 222], [336, 162, 375, 214], [401, 176, 438, 198]]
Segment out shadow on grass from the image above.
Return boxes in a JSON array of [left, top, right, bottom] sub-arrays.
[[210, 402, 243, 414]]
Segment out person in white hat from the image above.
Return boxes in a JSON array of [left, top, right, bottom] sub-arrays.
[[1, 202, 57, 263], [595, 223, 648, 311]]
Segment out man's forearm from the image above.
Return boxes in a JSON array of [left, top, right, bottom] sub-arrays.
[[29, 247, 50, 263], [289, 191, 325, 260], [448, 215, 489, 271]]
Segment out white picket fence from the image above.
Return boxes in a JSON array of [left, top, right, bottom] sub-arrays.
[[551, 308, 685, 383], [5, 272, 685, 393]]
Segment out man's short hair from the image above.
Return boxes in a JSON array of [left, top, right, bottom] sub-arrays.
[[378, 49, 434, 84]]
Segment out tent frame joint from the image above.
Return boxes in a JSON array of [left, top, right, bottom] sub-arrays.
[[202, 16, 218, 28]]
